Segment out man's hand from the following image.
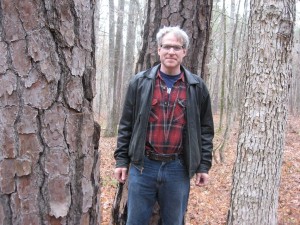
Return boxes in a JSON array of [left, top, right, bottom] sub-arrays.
[[114, 167, 128, 183], [195, 173, 209, 186]]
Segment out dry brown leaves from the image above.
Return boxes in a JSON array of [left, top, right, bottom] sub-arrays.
[[99, 115, 300, 225]]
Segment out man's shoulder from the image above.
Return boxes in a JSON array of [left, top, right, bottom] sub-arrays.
[[131, 65, 159, 81], [134, 68, 150, 79], [182, 67, 205, 84]]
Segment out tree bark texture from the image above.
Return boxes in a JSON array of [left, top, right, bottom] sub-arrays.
[[135, 0, 213, 81], [0, 0, 100, 224], [111, 183, 128, 225], [290, 31, 300, 114], [227, 1, 295, 225]]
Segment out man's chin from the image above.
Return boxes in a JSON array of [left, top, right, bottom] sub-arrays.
[[164, 61, 178, 67]]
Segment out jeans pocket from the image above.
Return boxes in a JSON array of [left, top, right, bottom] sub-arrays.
[[129, 164, 140, 176], [176, 158, 185, 167]]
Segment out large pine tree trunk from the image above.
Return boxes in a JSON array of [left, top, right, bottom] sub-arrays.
[[111, 0, 213, 224], [227, 1, 295, 224], [0, 0, 100, 224]]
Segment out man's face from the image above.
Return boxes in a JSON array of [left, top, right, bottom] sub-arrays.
[[158, 32, 187, 74]]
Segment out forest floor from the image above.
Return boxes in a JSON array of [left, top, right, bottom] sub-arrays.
[[99, 115, 300, 225]]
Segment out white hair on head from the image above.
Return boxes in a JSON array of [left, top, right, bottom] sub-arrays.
[[156, 26, 189, 49]]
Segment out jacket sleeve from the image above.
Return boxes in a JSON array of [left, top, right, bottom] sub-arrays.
[[114, 79, 136, 168], [197, 85, 214, 173]]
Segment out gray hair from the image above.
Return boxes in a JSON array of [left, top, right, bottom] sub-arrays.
[[156, 26, 189, 49]]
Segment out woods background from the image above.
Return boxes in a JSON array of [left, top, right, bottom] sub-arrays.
[[94, 0, 299, 224], [0, 0, 299, 224], [94, 0, 300, 138]]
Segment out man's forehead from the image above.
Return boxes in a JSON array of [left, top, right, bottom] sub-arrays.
[[162, 33, 183, 43]]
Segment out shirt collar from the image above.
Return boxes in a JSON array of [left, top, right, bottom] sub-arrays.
[[156, 70, 185, 82]]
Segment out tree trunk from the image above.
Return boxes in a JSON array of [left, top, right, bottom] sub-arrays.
[[0, 0, 100, 224], [290, 30, 300, 115], [218, 0, 227, 133], [216, 0, 242, 163], [135, 0, 213, 81], [111, 0, 213, 224], [232, 0, 249, 118], [111, 183, 128, 225], [208, 0, 222, 114], [114, 0, 125, 123], [227, 1, 296, 224], [94, 0, 103, 121], [105, 0, 125, 137], [105, 0, 116, 137], [121, 0, 138, 107]]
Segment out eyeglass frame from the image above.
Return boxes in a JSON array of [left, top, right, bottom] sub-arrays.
[[160, 44, 185, 51]]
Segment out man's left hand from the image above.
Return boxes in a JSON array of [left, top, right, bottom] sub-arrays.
[[195, 173, 209, 186]]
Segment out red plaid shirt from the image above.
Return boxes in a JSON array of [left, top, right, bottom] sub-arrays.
[[145, 71, 187, 154]]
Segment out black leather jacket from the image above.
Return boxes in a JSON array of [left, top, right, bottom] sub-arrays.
[[114, 64, 214, 178]]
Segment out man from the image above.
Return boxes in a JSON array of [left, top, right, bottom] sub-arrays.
[[114, 26, 214, 225]]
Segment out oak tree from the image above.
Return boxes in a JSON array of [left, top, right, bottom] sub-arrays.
[[227, 0, 296, 224]]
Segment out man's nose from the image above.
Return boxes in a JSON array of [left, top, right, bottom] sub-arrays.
[[168, 47, 176, 53]]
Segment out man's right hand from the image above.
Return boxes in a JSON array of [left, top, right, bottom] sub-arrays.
[[114, 167, 128, 183]]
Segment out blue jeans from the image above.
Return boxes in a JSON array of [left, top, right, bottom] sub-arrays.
[[127, 156, 190, 225]]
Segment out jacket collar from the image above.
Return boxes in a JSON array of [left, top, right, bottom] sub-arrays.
[[146, 64, 199, 85]]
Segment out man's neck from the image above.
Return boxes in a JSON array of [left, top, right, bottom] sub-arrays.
[[160, 66, 181, 76]]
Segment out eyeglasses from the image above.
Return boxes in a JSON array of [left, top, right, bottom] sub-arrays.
[[160, 44, 184, 51]]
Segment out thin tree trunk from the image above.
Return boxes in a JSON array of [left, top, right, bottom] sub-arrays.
[[105, 0, 125, 137], [94, 0, 104, 121], [217, 0, 227, 162], [98, 35, 107, 121], [105, 0, 116, 136], [232, 0, 249, 117], [113, 0, 125, 125], [211, 58, 221, 114], [217, 0, 242, 163], [208, 0, 222, 115], [121, 0, 137, 108], [227, 0, 296, 224]]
